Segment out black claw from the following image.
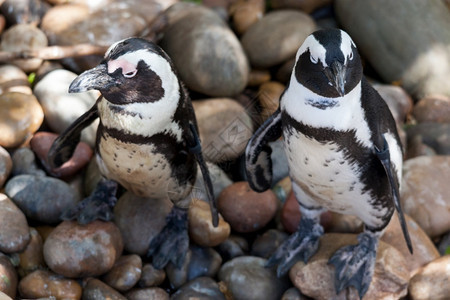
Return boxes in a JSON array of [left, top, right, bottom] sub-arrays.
[[266, 217, 324, 277], [147, 206, 189, 270], [328, 231, 379, 298]]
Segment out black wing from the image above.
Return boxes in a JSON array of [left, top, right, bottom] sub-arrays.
[[245, 108, 283, 192], [187, 123, 218, 227], [47, 100, 99, 169]]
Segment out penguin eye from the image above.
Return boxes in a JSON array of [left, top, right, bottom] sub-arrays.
[[123, 70, 137, 78], [310, 55, 318, 64], [348, 52, 354, 61]]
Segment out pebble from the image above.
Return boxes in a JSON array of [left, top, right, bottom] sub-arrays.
[[218, 181, 278, 232], [5, 174, 80, 224], [193, 161, 233, 199], [372, 83, 413, 125], [0, 254, 17, 299], [43, 220, 123, 278], [248, 69, 271, 86], [401, 155, 450, 237], [82, 278, 126, 300], [229, 0, 265, 35], [17, 228, 45, 278], [113, 191, 172, 256], [126, 287, 169, 300], [218, 256, 290, 300], [289, 233, 409, 300], [166, 245, 222, 289], [0, 65, 32, 95], [258, 81, 285, 120], [0, 147, 12, 188], [102, 254, 142, 292], [0, 194, 30, 254], [193, 98, 253, 163], [0, 92, 44, 148], [139, 263, 166, 287], [189, 199, 230, 247], [276, 57, 296, 84], [381, 213, 440, 276], [0, 0, 48, 26], [0, 24, 48, 72], [281, 287, 308, 300], [30, 131, 93, 178], [408, 255, 450, 300], [271, 0, 332, 13], [161, 3, 249, 97], [251, 229, 288, 259], [241, 10, 316, 68], [11, 147, 46, 177], [18, 270, 82, 300], [216, 235, 248, 261], [171, 277, 226, 300], [270, 140, 290, 185], [406, 123, 450, 156], [335, 0, 450, 99], [34, 69, 99, 147], [326, 212, 363, 234], [413, 94, 450, 123]]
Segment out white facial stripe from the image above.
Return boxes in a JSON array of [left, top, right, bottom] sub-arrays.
[[296, 35, 328, 67], [340, 30, 356, 64]]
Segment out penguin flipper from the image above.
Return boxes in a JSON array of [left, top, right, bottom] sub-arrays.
[[47, 101, 99, 169], [375, 135, 413, 254], [187, 123, 218, 227], [245, 108, 283, 192]]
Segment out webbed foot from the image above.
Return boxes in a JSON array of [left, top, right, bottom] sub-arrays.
[[61, 178, 118, 224], [266, 216, 324, 277], [147, 206, 189, 269], [328, 230, 379, 298]]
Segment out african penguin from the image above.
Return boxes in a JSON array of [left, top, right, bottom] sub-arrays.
[[245, 28, 412, 298], [48, 37, 218, 269]]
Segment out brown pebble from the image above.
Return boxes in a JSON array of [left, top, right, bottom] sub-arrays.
[[18, 270, 82, 300], [30, 131, 93, 178], [0, 254, 17, 299], [126, 287, 169, 300], [0, 194, 30, 253], [43, 221, 123, 278], [17, 228, 45, 278], [0, 147, 12, 188], [102, 255, 142, 292], [82, 278, 126, 300], [189, 199, 230, 247], [248, 69, 271, 87], [258, 81, 285, 119], [139, 263, 166, 287], [218, 181, 277, 233], [229, 0, 265, 35], [413, 94, 450, 123]]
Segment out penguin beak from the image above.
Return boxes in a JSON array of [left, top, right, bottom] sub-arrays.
[[69, 64, 114, 93], [325, 61, 346, 97]]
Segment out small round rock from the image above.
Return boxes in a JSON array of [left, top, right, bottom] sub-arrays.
[[126, 287, 169, 300], [0, 193, 30, 254], [218, 181, 278, 233], [0, 254, 18, 299], [17, 228, 45, 278], [82, 278, 127, 300], [409, 255, 450, 300], [18, 270, 82, 300], [0, 146, 12, 188], [102, 254, 142, 292], [43, 221, 124, 278], [139, 263, 166, 287], [171, 277, 226, 300]]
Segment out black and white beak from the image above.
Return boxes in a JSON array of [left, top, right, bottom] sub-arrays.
[[324, 61, 346, 97], [69, 64, 114, 93]]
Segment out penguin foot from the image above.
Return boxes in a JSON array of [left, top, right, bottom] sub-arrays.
[[147, 206, 189, 270], [266, 217, 324, 277], [328, 231, 379, 298], [61, 179, 118, 224]]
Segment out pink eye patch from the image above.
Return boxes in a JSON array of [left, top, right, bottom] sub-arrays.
[[108, 59, 137, 77]]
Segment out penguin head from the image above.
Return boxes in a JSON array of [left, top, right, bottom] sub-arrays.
[[69, 38, 180, 105], [293, 29, 362, 98]]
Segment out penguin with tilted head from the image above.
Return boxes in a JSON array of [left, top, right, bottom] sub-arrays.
[[48, 38, 218, 269], [245, 28, 412, 298]]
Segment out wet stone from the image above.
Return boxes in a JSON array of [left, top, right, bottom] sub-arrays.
[[0, 92, 44, 148], [218, 181, 278, 233], [216, 235, 248, 261], [241, 10, 316, 68], [218, 256, 290, 300], [102, 254, 142, 293], [401, 156, 450, 237], [18, 270, 82, 300], [82, 278, 126, 300], [281, 287, 309, 300], [17, 228, 45, 278], [161, 3, 249, 97], [34, 69, 99, 147], [171, 277, 226, 300], [0, 146, 12, 188], [126, 287, 169, 300], [0, 254, 18, 299], [0, 194, 30, 254], [251, 229, 289, 259], [43, 221, 123, 278], [11, 147, 46, 177], [409, 256, 450, 300], [114, 191, 172, 256], [5, 174, 80, 224], [30, 131, 93, 178], [188, 199, 231, 247], [139, 263, 166, 287]]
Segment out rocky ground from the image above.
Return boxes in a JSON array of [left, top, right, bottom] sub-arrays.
[[0, 0, 450, 299]]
